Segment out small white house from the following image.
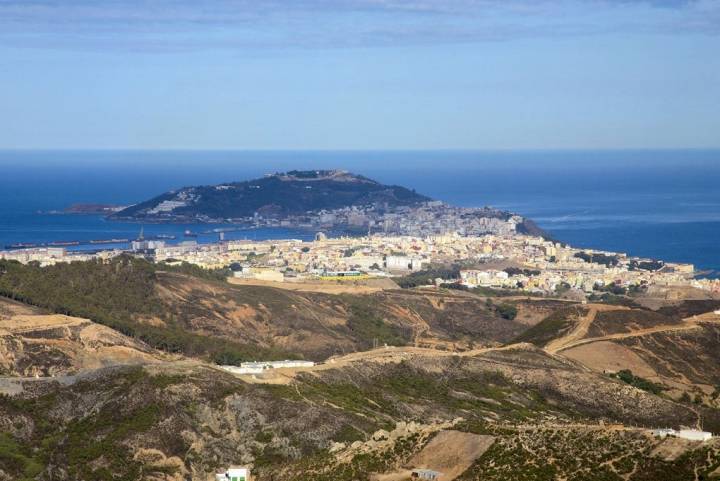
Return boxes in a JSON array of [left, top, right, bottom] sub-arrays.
[[216, 467, 249, 481], [652, 428, 677, 438], [652, 428, 676, 438], [411, 469, 442, 480], [385, 255, 422, 271]]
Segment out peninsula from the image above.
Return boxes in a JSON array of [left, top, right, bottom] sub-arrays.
[[110, 169, 545, 237]]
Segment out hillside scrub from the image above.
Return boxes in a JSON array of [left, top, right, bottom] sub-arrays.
[[512, 306, 587, 346], [0, 257, 291, 364], [611, 370, 666, 395]]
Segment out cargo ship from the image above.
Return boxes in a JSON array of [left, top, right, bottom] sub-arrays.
[[48, 241, 81, 247], [89, 238, 130, 244], [5, 243, 38, 249]]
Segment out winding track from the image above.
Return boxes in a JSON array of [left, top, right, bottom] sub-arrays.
[[548, 307, 720, 354]]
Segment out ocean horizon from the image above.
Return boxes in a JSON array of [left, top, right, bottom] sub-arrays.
[[1, 149, 718, 276]]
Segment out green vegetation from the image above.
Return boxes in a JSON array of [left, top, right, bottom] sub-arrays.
[[611, 370, 665, 395], [395, 266, 460, 288], [115, 170, 430, 220], [504, 267, 540, 276], [495, 303, 518, 320], [595, 282, 628, 296], [629, 260, 664, 271], [0, 256, 291, 364], [296, 361, 554, 425], [440, 282, 468, 291], [513, 306, 586, 346], [0, 433, 43, 481], [0, 366, 247, 481], [156, 260, 231, 281], [589, 309, 679, 337], [283, 432, 427, 481], [457, 428, 720, 481], [657, 299, 720, 319], [64, 403, 160, 480], [345, 298, 408, 347], [574, 251, 620, 267], [588, 292, 639, 307]]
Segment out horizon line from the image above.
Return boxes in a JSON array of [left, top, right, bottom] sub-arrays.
[[1, 147, 720, 154]]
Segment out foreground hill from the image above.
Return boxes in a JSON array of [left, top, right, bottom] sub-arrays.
[[3, 258, 720, 479], [2, 346, 720, 481], [112, 170, 431, 221], [0, 257, 526, 362]]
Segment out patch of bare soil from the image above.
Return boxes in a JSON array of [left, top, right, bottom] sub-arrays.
[[562, 341, 658, 378], [642, 285, 720, 303], [650, 436, 704, 461], [0, 297, 44, 318], [406, 430, 495, 480]]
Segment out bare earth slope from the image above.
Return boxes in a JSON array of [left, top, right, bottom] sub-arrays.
[[155, 272, 527, 359], [0, 298, 164, 377]]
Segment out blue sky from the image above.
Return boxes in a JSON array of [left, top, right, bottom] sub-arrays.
[[1, 0, 718, 150]]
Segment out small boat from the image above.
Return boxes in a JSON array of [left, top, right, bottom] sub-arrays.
[[184, 230, 198, 237]]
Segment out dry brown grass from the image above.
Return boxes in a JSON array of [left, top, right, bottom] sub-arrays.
[[227, 277, 397, 294]]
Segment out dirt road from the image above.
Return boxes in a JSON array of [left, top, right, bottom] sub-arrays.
[[550, 310, 720, 353]]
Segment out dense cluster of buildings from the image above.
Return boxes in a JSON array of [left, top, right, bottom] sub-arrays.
[[267, 201, 525, 237], [154, 201, 527, 238], [1, 229, 717, 297]]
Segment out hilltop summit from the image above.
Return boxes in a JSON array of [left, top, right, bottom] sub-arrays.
[[112, 170, 431, 222]]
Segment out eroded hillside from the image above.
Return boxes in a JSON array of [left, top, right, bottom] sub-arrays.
[[3, 258, 720, 480], [0, 298, 165, 377], [0, 257, 526, 362]]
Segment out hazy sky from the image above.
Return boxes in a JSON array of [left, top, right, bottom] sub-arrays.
[[1, 0, 719, 150]]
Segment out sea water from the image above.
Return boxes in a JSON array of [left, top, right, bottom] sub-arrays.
[[0, 150, 718, 275]]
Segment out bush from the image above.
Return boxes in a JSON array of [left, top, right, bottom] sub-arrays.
[[396, 267, 460, 288], [496, 303, 518, 320], [613, 370, 665, 395]]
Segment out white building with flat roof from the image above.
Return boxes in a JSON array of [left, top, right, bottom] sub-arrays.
[[678, 429, 713, 441], [216, 467, 249, 481], [651, 428, 713, 441]]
